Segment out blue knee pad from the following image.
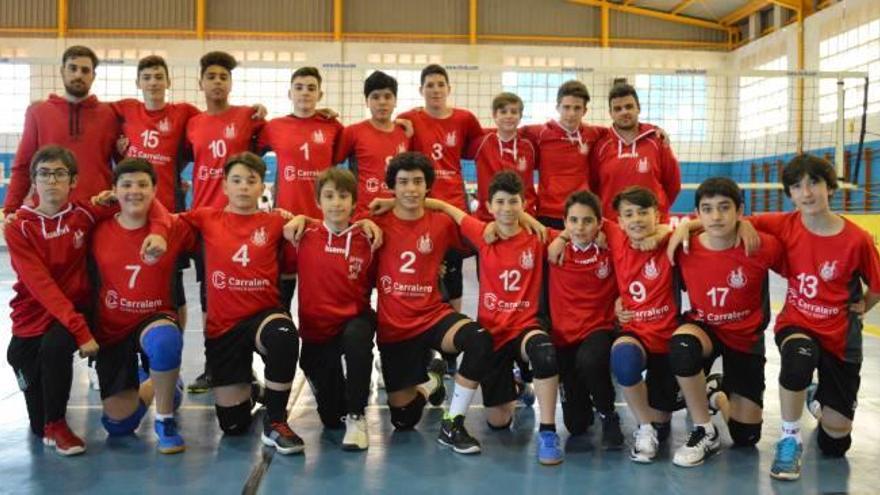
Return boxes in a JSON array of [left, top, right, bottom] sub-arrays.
[[102, 401, 147, 436], [142, 324, 183, 372], [610, 343, 645, 387]]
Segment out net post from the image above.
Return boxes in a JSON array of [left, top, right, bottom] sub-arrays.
[[835, 78, 845, 179]]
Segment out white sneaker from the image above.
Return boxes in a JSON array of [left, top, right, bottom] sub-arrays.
[[630, 425, 659, 463], [342, 414, 368, 451], [673, 425, 721, 467]]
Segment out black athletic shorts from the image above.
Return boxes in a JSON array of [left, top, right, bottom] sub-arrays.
[[616, 331, 679, 412], [378, 312, 468, 394], [689, 321, 766, 408], [205, 308, 288, 388], [776, 326, 861, 420], [441, 250, 464, 301], [96, 313, 179, 400], [480, 327, 543, 408]]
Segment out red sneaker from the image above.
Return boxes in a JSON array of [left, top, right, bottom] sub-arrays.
[[43, 419, 86, 456]]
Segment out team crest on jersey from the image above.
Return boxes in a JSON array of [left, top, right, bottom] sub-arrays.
[[637, 157, 650, 173], [366, 178, 380, 193], [142, 251, 159, 266], [224, 123, 237, 139], [819, 260, 839, 282], [417, 233, 433, 254], [73, 229, 85, 249], [157, 118, 171, 134], [519, 249, 535, 270], [250, 227, 268, 246], [348, 257, 364, 279], [312, 130, 325, 144], [517, 156, 528, 172], [104, 290, 119, 310], [643, 257, 660, 280], [727, 266, 747, 289], [445, 131, 457, 148], [483, 292, 498, 311], [596, 259, 611, 279], [380, 275, 393, 294]]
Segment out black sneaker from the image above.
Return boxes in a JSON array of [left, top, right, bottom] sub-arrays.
[[187, 371, 211, 394], [438, 415, 481, 455], [261, 417, 305, 455], [426, 358, 447, 406], [600, 412, 624, 450], [652, 421, 672, 443]]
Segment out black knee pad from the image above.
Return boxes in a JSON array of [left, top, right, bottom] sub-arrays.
[[525, 333, 558, 379], [669, 333, 705, 377], [389, 394, 426, 430], [259, 316, 300, 384], [215, 401, 253, 435], [453, 322, 494, 381], [817, 426, 852, 457], [778, 337, 819, 391], [728, 419, 762, 447]]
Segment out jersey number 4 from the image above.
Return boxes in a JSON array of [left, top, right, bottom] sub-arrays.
[[233, 244, 251, 267]]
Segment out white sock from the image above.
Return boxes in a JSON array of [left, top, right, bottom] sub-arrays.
[[156, 413, 173, 421], [781, 420, 802, 443], [447, 384, 477, 418]]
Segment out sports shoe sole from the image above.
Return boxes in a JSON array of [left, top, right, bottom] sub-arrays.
[[158, 444, 186, 455], [538, 456, 564, 466], [673, 444, 721, 468], [43, 437, 85, 456], [629, 451, 655, 464], [261, 433, 304, 455], [342, 441, 368, 452], [436, 437, 481, 455], [770, 467, 801, 481]]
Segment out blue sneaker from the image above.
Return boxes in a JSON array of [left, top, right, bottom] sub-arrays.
[[537, 430, 564, 465], [770, 437, 802, 480], [154, 417, 186, 454]]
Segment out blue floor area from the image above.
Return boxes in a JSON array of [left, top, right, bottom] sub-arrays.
[[2, 253, 880, 494]]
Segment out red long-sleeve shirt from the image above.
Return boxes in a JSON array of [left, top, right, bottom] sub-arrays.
[[5, 95, 120, 214]]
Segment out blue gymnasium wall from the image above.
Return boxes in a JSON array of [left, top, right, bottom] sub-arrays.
[[2, 140, 878, 214]]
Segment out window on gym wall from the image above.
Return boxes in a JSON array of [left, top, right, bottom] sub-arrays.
[[634, 73, 708, 142], [819, 19, 880, 123], [737, 56, 789, 140], [0, 63, 30, 134], [502, 71, 577, 125]]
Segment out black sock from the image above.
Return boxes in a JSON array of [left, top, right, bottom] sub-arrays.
[[539, 423, 556, 432], [264, 388, 291, 422]]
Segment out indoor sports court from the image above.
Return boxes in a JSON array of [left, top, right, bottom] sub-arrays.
[[1, 1, 879, 494]]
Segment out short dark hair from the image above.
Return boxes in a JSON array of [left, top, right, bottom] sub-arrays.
[[137, 55, 169, 78], [30, 145, 77, 179], [62, 45, 98, 69], [316, 167, 357, 202], [612, 186, 658, 211], [608, 83, 640, 109], [385, 152, 435, 190], [782, 154, 838, 197], [364, 70, 398, 98], [492, 92, 523, 114], [200, 51, 237, 77], [420, 64, 449, 86], [695, 177, 743, 209], [113, 158, 157, 186], [291, 66, 322, 85], [487, 170, 524, 201], [564, 190, 602, 221], [556, 80, 590, 106], [223, 152, 266, 181]]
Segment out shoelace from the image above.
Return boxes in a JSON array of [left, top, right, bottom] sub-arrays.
[[685, 427, 707, 447], [271, 421, 296, 437], [777, 439, 799, 462], [159, 419, 178, 436]]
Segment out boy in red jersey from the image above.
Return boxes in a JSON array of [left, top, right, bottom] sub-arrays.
[[665, 177, 783, 468], [179, 152, 303, 455], [521, 80, 603, 230], [287, 168, 377, 451], [465, 93, 537, 222], [334, 71, 410, 219], [425, 171, 564, 465], [258, 66, 343, 219], [370, 152, 493, 455], [589, 84, 680, 224], [6, 146, 167, 456], [604, 187, 679, 464], [738, 155, 880, 480], [4, 46, 120, 215], [90, 158, 195, 454], [398, 64, 484, 313], [546, 190, 624, 450]]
